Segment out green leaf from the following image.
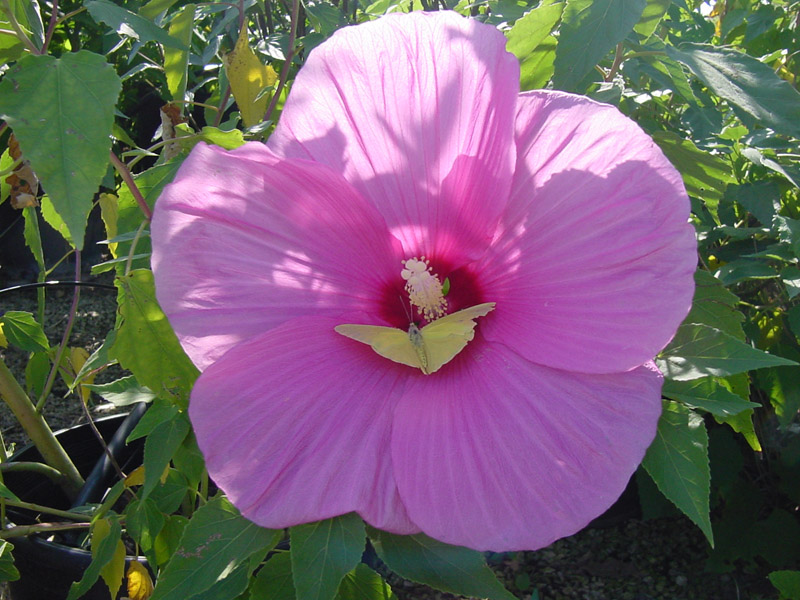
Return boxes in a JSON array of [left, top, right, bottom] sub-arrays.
[[769, 570, 800, 600], [249, 552, 295, 600], [128, 397, 179, 443], [85, 0, 188, 49], [154, 515, 189, 567], [164, 4, 195, 103], [686, 270, 744, 340], [0, 311, 48, 352], [151, 495, 281, 600], [756, 361, 800, 430], [175, 124, 246, 151], [0, 482, 21, 502], [775, 217, 800, 260], [290, 514, 366, 600], [337, 564, 396, 600], [369, 529, 515, 600], [657, 323, 797, 380], [84, 375, 155, 406], [652, 131, 734, 217], [109, 269, 199, 405], [0, 51, 121, 250], [22, 206, 44, 271], [661, 377, 759, 417], [642, 401, 712, 545], [665, 43, 800, 138], [114, 161, 181, 272], [126, 497, 166, 555], [633, 0, 670, 39], [715, 259, 778, 285], [782, 267, 800, 299], [139, 0, 182, 20], [141, 411, 191, 500], [189, 561, 251, 600], [0, 541, 19, 582], [552, 0, 646, 92], [67, 518, 123, 600], [506, 2, 563, 91]]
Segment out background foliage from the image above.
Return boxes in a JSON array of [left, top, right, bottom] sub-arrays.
[[0, 0, 799, 598]]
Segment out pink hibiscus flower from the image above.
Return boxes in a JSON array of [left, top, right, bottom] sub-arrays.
[[151, 11, 696, 551]]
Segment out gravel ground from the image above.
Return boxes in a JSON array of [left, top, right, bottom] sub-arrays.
[[0, 278, 780, 600]]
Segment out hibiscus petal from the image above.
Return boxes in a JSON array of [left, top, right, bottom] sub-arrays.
[[392, 340, 663, 551], [189, 316, 419, 534], [151, 142, 402, 369], [267, 11, 519, 265], [480, 91, 696, 373]]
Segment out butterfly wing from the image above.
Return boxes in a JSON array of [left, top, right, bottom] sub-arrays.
[[334, 324, 422, 370], [420, 302, 496, 374]]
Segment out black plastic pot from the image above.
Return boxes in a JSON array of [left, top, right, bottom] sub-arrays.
[[4, 409, 148, 600]]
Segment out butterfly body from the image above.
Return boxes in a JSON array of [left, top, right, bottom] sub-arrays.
[[335, 302, 495, 375]]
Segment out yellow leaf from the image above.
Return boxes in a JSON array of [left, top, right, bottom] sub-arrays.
[[69, 346, 94, 402], [125, 465, 146, 487], [0, 323, 7, 348], [92, 519, 126, 600], [127, 560, 155, 600], [224, 25, 278, 128], [98, 193, 119, 258]]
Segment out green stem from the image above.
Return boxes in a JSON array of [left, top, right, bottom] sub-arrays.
[[0, 461, 65, 483], [2, 498, 91, 521], [0, 522, 90, 540], [36, 250, 81, 413], [0, 359, 85, 499]]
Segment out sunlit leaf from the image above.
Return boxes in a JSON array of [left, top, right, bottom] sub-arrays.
[[86, 0, 188, 48], [553, 0, 646, 92], [164, 4, 195, 103], [224, 25, 278, 128], [666, 43, 800, 138], [0, 51, 121, 249], [642, 401, 712, 545], [506, 2, 563, 91]]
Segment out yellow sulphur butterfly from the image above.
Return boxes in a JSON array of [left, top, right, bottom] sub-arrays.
[[335, 302, 495, 375]]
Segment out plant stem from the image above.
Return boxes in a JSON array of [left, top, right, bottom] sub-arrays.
[[263, 0, 299, 125], [109, 151, 153, 221], [2, 498, 91, 521], [0, 522, 90, 540], [0, 359, 85, 498], [36, 250, 81, 414], [42, 0, 59, 53], [0, 461, 66, 483]]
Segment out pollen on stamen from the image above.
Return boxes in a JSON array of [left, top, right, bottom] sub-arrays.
[[401, 257, 448, 322]]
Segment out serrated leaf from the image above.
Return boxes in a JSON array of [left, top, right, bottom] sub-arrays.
[[642, 401, 712, 545], [756, 357, 800, 430], [154, 516, 189, 567], [0, 51, 121, 250], [164, 4, 194, 103], [665, 43, 800, 138], [506, 2, 563, 91], [109, 269, 198, 404], [86, 0, 188, 48], [658, 323, 796, 380], [337, 564, 396, 600], [150, 495, 280, 600], [775, 217, 800, 260], [661, 377, 759, 417], [67, 518, 123, 600], [686, 270, 744, 340], [126, 497, 166, 554], [782, 267, 800, 299], [0, 311, 48, 352], [552, 0, 646, 92], [369, 530, 515, 600], [224, 25, 278, 128], [290, 514, 366, 600]]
